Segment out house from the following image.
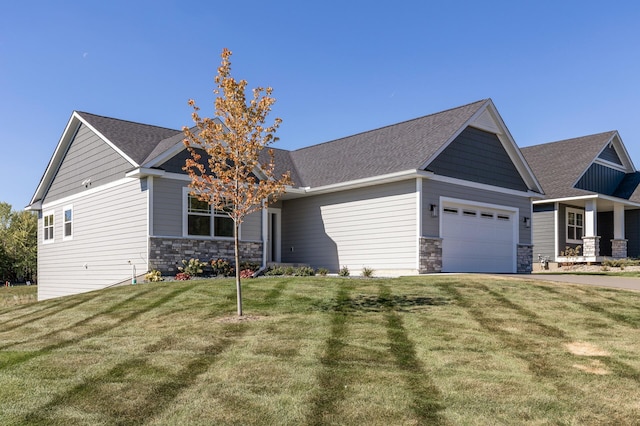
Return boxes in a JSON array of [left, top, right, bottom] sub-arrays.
[[521, 131, 640, 264], [28, 99, 543, 300]]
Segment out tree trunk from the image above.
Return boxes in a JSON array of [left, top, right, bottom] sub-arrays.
[[234, 220, 243, 316]]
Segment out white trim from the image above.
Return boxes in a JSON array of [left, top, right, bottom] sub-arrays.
[[593, 158, 627, 172], [304, 169, 432, 195], [261, 206, 268, 267], [125, 168, 166, 178], [267, 208, 282, 263], [182, 187, 236, 239], [565, 207, 584, 244], [62, 204, 73, 241], [43, 210, 55, 244], [41, 177, 140, 210], [533, 194, 640, 209], [147, 176, 153, 271], [416, 177, 423, 270], [554, 202, 559, 259]]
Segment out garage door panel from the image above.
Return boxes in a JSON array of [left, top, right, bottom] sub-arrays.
[[441, 201, 516, 273]]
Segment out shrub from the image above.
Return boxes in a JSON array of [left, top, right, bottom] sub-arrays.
[[339, 265, 350, 277], [265, 266, 286, 276], [294, 266, 315, 276], [316, 267, 329, 276], [284, 266, 295, 276], [361, 267, 374, 278], [145, 270, 163, 282], [239, 261, 261, 272], [175, 272, 191, 281], [178, 258, 207, 276], [211, 258, 232, 277]]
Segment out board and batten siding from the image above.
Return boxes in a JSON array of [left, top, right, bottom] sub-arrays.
[[46, 124, 132, 203], [38, 178, 148, 300], [532, 204, 555, 260], [281, 180, 418, 274], [421, 179, 532, 244], [151, 176, 262, 241]]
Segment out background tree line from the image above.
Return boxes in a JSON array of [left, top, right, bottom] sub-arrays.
[[0, 202, 37, 283]]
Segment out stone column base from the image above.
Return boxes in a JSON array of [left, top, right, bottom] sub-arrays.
[[582, 236, 601, 258], [611, 239, 628, 259], [517, 244, 533, 273], [419, 237, 442, 273]]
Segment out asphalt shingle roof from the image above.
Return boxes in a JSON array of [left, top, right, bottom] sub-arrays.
[[287, 99, 488, 187], [77, 111, 181, 165], [520, 131, 618, 199]]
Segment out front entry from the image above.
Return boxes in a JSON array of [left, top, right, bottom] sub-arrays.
[[267, 208, 281, 263]]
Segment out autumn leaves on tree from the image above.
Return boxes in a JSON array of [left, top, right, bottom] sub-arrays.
[[183, 48, 291, 316]]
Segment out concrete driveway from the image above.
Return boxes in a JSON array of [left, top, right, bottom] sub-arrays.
[[501, 273, 640, 292]]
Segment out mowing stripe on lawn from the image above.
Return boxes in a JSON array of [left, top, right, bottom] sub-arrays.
[[22, 322, 248, 425], [0, 292, 104, 333], [306, 283, 354, 426], [379, 283, 446, 425], [0, 284, 195, 370]]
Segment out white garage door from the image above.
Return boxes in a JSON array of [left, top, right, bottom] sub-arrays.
[[441, 201, 516, 273]]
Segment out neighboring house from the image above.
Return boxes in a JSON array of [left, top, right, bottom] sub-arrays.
[[521, 131, 640, 264], [28, 99, 542, 300]]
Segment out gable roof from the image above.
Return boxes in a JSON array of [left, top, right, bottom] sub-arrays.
[[287, 100, 487, 188], [76, 112, 181, 165], [520, 131, 636, 200]]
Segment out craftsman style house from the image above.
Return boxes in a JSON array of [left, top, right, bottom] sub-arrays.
[[522, 131, 640, 263], [29, 99, 543, 300]]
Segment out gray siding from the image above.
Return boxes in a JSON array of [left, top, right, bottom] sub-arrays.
[[422, 179, 532, 244], [152, 176, 262, 241], [532, 204, 555, 260], [281, 180, 417, 273], [46, 124, 132, 202], [427, 126, 528, 191], [598, 144, 623, 165], [575, 163, 625, 195], [38, 178, 148, 300], [626, 210, 640, 257]]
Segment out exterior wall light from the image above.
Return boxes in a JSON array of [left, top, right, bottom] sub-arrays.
[[430, 204, 438, 217], [523, 217, 531, 228]]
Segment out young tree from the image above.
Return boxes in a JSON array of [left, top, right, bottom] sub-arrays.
[[183, 48, 291, 316]]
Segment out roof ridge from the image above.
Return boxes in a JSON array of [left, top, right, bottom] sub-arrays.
[[75, 111, 181, 133], [291, 99, 489, 154], [523, 130, 617, 150]]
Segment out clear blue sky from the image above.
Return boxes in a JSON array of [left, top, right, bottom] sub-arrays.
[[2, 1, 640, 210]]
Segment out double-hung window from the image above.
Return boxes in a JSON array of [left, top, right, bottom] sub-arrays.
[[43, 211, 54, 243], [566, 207, 584, 244], [63, 206, 73, 240], [185, 191, 234, 238]]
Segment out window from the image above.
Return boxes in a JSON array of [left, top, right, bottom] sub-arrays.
[[63, 206, 73, 240], [566, 208, 584, 243], [43, 212, 54, 243], [185, 193, 234, 238]]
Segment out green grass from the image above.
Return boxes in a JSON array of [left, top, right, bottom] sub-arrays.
[[1, 275, 640, 424]]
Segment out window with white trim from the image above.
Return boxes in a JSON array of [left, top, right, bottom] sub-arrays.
[[63, 206, 73, 240], [43, 211, 54, 243], [185, 192, 234, 238], [566, 207, 584, 244]]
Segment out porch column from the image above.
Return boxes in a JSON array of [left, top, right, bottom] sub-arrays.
[[611, 203, 628, 259], [582, 200, 600, 258]]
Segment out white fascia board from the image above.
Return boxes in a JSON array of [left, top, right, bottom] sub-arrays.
[[429, 174, 541, 198], [75, 112, 138, 167], [533, 194, 640, 209], [418, 101, 490, 171], [29, 113, 81, 206], [482, 101, 544, 194], [608, 131, 636, 171], [304, 170, 431, 195], [125, 168, 166, 178], [40, 177, 140, 210]]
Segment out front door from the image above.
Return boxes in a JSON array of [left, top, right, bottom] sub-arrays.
[[267, 208, 281, 263]]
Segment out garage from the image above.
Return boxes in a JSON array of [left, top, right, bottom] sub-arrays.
[[441, 200, 517, 273]]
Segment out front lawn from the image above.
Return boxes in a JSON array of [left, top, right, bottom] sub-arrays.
[[0, 275, 639, 424]]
